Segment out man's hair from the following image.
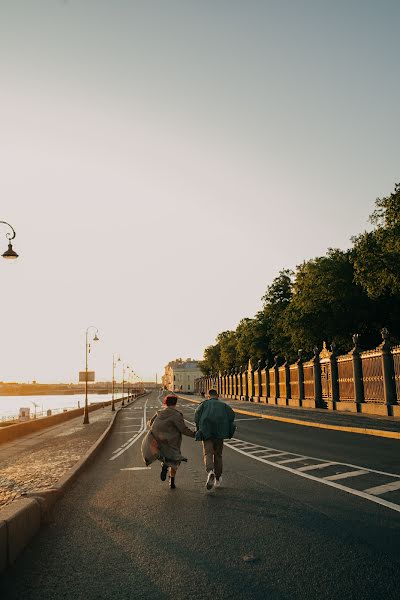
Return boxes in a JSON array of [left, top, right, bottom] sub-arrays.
[[208, 389, 218, 397], [163, 394, 178, 406]]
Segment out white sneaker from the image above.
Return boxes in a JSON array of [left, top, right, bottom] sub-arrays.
[[214, 477, 222, 488], [206, 471, 215, 490]]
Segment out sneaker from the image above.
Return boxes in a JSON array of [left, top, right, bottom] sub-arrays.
[[206, 471, 216, 490], [160, 463, 168, 481], [214, 477, 222, 488], [169, 477, 176, 489]]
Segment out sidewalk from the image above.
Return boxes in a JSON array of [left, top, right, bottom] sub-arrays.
[[0, 406, 116, 509], [179, 394, 400, 434]]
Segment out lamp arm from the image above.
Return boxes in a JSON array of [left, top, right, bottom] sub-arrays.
[[0, 221, 16, 241]]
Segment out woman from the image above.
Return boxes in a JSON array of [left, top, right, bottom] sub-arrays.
[[142, 394, 195, 489]]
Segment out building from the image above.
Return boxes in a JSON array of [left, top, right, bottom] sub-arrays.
[[163, 358, 203, 394]]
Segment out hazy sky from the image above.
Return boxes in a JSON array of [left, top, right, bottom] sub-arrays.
[[1, 0, 399, 383]]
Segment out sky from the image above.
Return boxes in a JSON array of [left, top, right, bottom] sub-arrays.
[[1, 0, 399, 383]]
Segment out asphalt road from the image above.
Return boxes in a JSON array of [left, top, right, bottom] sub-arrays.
[[1, 390, 399, 600]]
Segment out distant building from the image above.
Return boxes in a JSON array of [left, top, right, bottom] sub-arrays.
[[163, 358, 202, 394]]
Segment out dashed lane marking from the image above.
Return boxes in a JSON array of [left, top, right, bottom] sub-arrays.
[[224, 437, 400, 513], [121, 467, 151, 471]]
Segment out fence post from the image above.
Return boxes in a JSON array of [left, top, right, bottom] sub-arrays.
[[238, 366, 243, 399], [273, 355, 280, 402], [264, 359, 270, 400], [380, 328, 396, 405], [330, 343, 340, 403], [284, 357, 291, 401], [351, 334, 364, 404], [247, 360, 254, 401], [312, 346, 323, 407], [297, 350, 305, 404]]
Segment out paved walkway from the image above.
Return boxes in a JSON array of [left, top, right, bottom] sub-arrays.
[[179, 394, 400, 433], [0, 406, 117, 509]]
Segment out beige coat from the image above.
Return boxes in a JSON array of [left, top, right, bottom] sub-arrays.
[[142, 406, 195, 467]]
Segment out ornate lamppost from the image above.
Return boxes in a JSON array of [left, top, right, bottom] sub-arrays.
[[111, 354, 120, 412], [83, 326, 100, 425], [1, 221, 19, 260]]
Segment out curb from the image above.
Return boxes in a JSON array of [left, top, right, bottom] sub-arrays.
[[0, 390, 153, 572], [177, 395, 400, 441], [0, 399, 126, 572]]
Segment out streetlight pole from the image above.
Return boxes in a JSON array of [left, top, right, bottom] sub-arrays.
[[121, 363, 125, 406], [111, 354, 120, 412], [1, 221, 19, 260], [83, 326, 99, 425]]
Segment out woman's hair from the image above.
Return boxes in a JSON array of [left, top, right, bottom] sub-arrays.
[[163, 394, 178, 406]]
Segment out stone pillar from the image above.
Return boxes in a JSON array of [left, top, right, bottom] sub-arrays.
[[284, 357, 291, 401], [297, 350, 305, 403], [243, 366, 249, 400], [255, 359, 262, 402], [247, 359, 255, 401], [312, 346, 323, 407], [330, 344, 340, 403], [238, 366, 243, 399], [380, 328, 396, 405], [264, 359, 270, 400], [273, 355, 280, 402], [351, 334, 364, 404], [233, 367, 238, 399]]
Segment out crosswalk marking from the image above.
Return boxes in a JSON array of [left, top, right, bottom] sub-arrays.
[[297, 462, 337, 472], [324, 470, 369, 481], [364, 480, 400, 496]]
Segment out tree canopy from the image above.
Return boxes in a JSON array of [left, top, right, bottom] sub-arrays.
[[200, 183, 400, 374]]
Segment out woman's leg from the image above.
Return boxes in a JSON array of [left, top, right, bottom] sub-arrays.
[[169, 466, 177, 489]]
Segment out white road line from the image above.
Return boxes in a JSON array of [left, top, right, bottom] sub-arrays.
[[110, 400, 148, 460], [121, 467, 151, 471], [364, 480, 400, 496], [324, 470, 369, 481], [260, 452, 289, 458], [297, 462, 337, 472], [277, 457, 307, 464], [224, 441, 400, 514]]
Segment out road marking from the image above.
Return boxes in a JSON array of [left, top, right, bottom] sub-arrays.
[[324, 470, 369, 481], [120, 467, 151, 471], [277, 457, 307, 464], [110, 400, 148, 460], [297, 462, 337, 472], [364, 480, 400, 496], [224, 438, 400, 513]]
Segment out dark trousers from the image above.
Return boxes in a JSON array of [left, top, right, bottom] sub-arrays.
[[202, 438, 224, 478]]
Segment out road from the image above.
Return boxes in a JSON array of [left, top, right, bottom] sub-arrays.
[[1, 390, 399, 599]]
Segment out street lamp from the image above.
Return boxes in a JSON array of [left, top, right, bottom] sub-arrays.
[[83, 326, 100, 425], [1, 221, 19, 260], [111, 354, 120, 412], [122, 364, 131, 406]]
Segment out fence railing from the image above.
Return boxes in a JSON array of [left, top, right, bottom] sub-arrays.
[[194, 330, 400, 416]]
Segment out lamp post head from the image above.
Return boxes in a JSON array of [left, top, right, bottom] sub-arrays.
[[2, 242, 18, 260], [93, 333, 99, 342]]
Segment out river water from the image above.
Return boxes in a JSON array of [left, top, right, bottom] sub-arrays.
[[0, 393, 114, 420]]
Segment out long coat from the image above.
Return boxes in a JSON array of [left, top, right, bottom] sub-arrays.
[[141, 406, 195, 467]]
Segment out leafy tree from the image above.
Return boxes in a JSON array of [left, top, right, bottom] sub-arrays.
[[235, 314, 271, 367], [353, 183, 400, 298], [282, 249, 387, 352], [199, 343, 220, 375], [217, 330, 237, 372], [261, 269, 294, 357]]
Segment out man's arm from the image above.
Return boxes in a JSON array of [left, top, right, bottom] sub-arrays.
[[194, 402, 204, 427], [225, 404, 235, 422]]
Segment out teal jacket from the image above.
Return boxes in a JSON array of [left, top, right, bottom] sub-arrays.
[[194, 398, 236, 440]]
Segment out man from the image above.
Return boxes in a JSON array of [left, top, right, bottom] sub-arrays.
[[194, 389, 236, 490]]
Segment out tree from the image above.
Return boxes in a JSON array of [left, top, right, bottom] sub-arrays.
[[353, 183, 400, 298], [261, 269, 294, 357], [217, 330, 237, 371], [282, 249, 389, 353]]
